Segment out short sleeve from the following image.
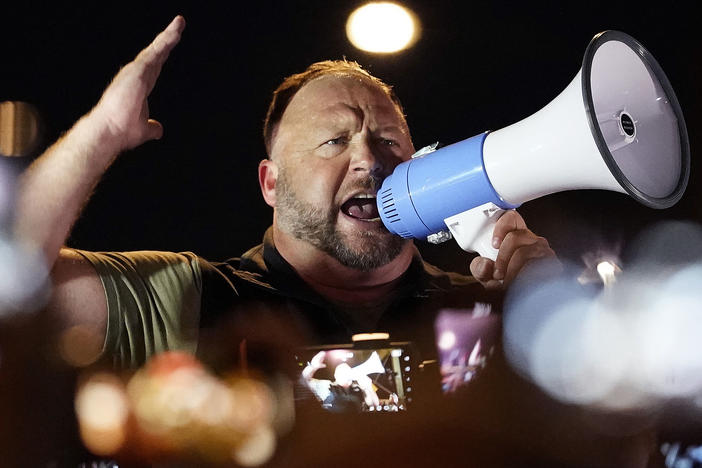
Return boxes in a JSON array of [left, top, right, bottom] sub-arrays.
[[75, 250, 203, 368]]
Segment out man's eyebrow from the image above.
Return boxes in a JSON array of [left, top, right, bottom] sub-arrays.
[[380, 125, 402, 131], [378, 125, 406, 134]]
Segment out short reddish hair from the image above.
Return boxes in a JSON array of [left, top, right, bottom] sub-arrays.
[[263, 59, 406, 156]]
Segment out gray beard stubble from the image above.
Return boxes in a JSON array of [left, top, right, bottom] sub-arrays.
[[275, 168, 406, 271]]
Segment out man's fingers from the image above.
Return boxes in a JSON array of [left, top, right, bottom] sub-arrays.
[[491, 210, 527, 249], [469, 256, 494, 282], [479, 209, 559, 288], [145, 119, 164, 141], [502, 242, 557, 285], [493, 230, 539, 279], [470, 256, 505, 290], [135, 16, 186, 74]]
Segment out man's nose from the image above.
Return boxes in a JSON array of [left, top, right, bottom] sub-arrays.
[[349, 139, 389, 177]]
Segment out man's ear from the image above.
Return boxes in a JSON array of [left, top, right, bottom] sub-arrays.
[[258, 158, 278, 207]]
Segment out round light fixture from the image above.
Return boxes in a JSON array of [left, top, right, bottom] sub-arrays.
[[346, 2, 419, 53]]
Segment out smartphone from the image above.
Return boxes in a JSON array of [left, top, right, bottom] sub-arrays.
[[294, 335, 417, 413], [434, 304, 500, 394]]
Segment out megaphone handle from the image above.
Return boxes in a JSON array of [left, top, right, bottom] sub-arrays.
[[443, 203, 506, 261]]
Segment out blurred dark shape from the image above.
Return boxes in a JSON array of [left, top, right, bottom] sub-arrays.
[[661, 441, 702, 467], [0, 105, 50, 319], [0, 307, 90, 467], [0, 101, 43, 158], [625, 220, 702, 270]]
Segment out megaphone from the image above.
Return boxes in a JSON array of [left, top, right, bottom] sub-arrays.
[[378, 30, 690, 259], [352, 351, 386, 377]]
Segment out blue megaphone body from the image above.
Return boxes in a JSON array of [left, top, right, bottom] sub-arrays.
[[378, 133, 518, 258]]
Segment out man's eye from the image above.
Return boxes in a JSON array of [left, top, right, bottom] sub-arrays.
[[325, 137, 347, 145], [381, 139, 397, 146]]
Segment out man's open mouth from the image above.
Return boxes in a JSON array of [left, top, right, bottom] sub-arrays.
[[341, 193, 380, 221]]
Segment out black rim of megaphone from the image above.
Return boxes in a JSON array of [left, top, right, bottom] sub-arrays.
[[581, 30, 690, 209]]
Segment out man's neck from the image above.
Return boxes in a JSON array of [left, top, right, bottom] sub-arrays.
[[272, 228, 415, 305]]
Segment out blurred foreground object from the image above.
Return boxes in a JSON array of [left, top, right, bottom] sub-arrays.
[[0, 232, 49, 317], [75, 351, 289, 466], [0, 101, 48, 318], [0, 101, 42, 158], [0, 153, 48, 318], [505, 221, 702, 420]]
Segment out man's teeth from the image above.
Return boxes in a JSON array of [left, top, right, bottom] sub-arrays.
[[345, 193, 381, 221]]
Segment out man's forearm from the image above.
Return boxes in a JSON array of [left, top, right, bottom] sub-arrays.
[[14, 112, 122, 267], [12, 16, 185, 269]]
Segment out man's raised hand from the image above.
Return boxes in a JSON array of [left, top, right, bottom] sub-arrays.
[[89, 16, 185, 153], [14, 16, 186, 269]]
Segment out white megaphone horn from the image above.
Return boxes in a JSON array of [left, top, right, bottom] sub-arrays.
[[378, 30, 690, 259], [352, 351, 385, 377]]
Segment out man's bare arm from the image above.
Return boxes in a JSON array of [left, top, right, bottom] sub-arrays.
[[48, 248, 109, 356], [11, 17, 185, 344], [14, 16, 186, 268]]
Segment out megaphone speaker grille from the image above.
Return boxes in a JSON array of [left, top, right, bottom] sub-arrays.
[[582, 30, 690, 208]]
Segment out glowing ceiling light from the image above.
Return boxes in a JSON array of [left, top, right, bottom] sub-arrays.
[[346, 2, 419, 53]]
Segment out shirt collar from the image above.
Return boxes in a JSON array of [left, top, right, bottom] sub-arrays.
[[239, 227, 435, 305]]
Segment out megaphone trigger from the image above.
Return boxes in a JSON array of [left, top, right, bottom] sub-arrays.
[[444, 203, 506, 261]]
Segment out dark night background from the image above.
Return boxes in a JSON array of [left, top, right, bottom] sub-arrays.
[[1, 3, 701, 466], [2, 0, 700, 270]]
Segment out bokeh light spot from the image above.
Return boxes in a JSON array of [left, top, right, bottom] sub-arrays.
[[75, 373, 129, 456], [346, 2, 419, 53]]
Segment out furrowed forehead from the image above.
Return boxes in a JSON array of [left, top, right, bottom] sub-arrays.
[[268, 74, 408, 157], [263, 66, 409, 156]]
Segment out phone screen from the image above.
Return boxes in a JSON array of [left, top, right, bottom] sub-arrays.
[[435, 304, 500, 394], [294, 303, 498, 413], [294, 343, 414, 413]]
